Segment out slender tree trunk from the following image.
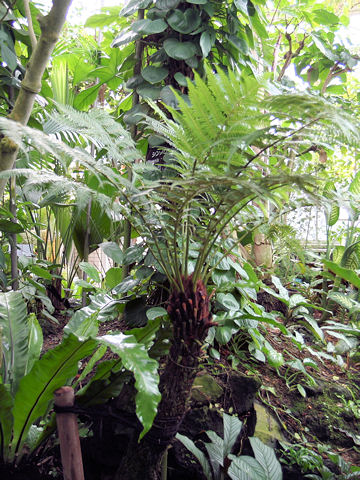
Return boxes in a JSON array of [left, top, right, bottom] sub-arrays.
[[116, 276, 213, 480], [9, 176, 18, 290], [0, 0, 73, 196]]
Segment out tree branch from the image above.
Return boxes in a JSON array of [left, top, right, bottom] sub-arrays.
[[23, 0, 37, 50], [0, 0, 73, 197]]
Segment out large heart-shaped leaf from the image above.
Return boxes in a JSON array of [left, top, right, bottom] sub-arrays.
[[167, 8, 201, 34], [141, 65, 169, 84], [156, 0, 181, 9], [164, 38, 197, 60], [131, 18, 167, 34]]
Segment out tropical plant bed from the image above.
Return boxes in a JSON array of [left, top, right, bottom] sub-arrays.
[[9, 306, 358, 480]]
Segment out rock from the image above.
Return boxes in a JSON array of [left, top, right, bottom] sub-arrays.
[[191, 373, 223, 403], [254, 401, 285, 447]]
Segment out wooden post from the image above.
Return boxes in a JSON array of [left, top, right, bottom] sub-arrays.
[[54, 386, 85, 480]]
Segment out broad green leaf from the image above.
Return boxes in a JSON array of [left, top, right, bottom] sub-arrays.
[[164, 38, 197, 60], [146, 307, 168, 320], [25, 314, 43, 375], [271, 276, 289, 301], [121, 0, 152, 16], [0, 291, 29, 393], [205, 430, 224, 474], [156, 0, 181, 9], [84, 12, 120, 27], [0, 384, 13, 461], [176, 433, 213, 480], [112, 28, 140, 48], [105, 267, 123, 289], [74, 83, 101, 111], [64, 293, 120, 337], [249, 437, 283, 480], [328, 291, 360, 313], [131, 18, 167, 34], [223, 413, 243, 459], [28, 265, 53, 280], [323, 260, 360, 289], [98, 334, 160, 438], [167, 8, 201, 34], [350, 171, 360, 196], [174, 72, 188, 86], [332, 245, 345, 264], [79, 261, 101, 283], [228, 454, 266, 480], [127, 317, 162, 348], [0, 219, 24, 233], [200, 30, 215, 57], [100, 242, 123, 264], [217, 293, 240, 311], [11, 335, 97, 458], [141, 66, 169, 84], [313, 9, 339, 26], [215, 326, 234, 344], [265, 349, 284, 368]]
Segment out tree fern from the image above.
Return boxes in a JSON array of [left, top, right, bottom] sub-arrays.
[[1, 70, 359, 291]]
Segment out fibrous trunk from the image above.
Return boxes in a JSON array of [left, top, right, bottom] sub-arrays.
[[116, 275, 213, 480]]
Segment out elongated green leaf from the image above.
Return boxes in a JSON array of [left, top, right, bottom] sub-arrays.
[[299, 314, 324, 343], [349, 171, 360, 196], [0, 292, 29, 393], [11, 335, 97, 459], [0, 384, 13, 461], [98, 334, 160, 439], [24, 314, 43, 375], [205, 430, 224, 476], [323, 260, 360, 289], [223, 413, 243, 459], [176, 433, 213, 480], [228, 454, 266, 480], [249, 437, 283, 480], [328, 291, 360, 313]]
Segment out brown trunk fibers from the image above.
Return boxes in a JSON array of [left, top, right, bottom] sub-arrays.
[[115, 276, 213, 480]]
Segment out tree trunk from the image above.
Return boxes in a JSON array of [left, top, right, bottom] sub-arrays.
[[115, 276, 213, 480], [0, 0, 73, 196]]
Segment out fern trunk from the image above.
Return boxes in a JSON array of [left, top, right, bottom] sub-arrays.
[[115, 276, 213, 480]]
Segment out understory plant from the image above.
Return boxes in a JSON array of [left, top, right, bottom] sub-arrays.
[[177, 412, 282, 480], [0, 290, 160, 465], [0, 68, 359, 478]]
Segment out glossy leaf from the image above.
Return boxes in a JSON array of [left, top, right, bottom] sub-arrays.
[[24, 314, 43, 375], [79, 261, 101, 283], [11, 335, 97, 459], [121, 0, 153, 16], [200, 30, 215, 57], [167, 9, 201, 34], [98, 334, 160, 439], [156, 0, 181, 9], [105, 267, 123, 289], [0, 291, 29, 393], [164, 38, 197, 60], [131, 18, 167, 34], [141, 65, 169, 84]]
